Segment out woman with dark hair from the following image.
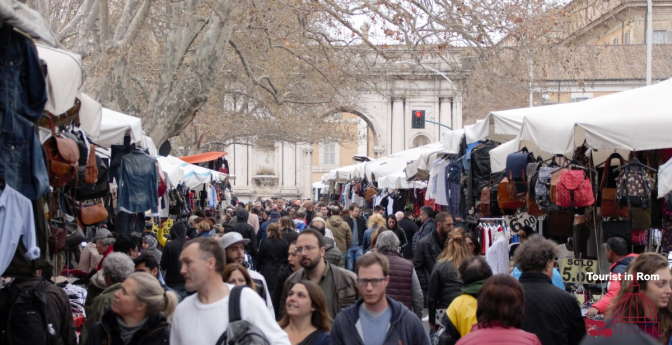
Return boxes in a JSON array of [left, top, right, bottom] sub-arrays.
[[384, 215, 409, 250], [257, 222, 290, 311], [608, 252, 672, 343], [222, 263, 262, 296], [279, 280, 331, 345], [455, 275, 541, 345], [428, 228, 472, 331], [280, 216, 299, 243]]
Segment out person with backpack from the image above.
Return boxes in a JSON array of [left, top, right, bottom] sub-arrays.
[[85, 272, 177, 345], [170, 238, 289, 345], [0, 257, 76, 345]]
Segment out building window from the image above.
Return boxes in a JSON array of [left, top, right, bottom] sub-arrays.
[[612, 37, 619, 45], [653, 30, 672, 44], [320, 142, 337, 166], [624, 31, 630, 44]]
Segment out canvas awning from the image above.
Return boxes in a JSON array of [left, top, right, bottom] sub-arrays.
[[37, 44, 83, 115], [180, 151, 227, 164], [96, 108, 143, 147]]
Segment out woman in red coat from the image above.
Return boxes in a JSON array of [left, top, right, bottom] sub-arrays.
[[456, 274, 541, 345]]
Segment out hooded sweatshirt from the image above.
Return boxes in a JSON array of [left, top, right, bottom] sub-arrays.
[[327, 216, 352, 252], [446, 279, 486, 337]]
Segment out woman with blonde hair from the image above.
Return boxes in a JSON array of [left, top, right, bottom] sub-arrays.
[[279, 280, 332, 345], [362, 213, 386, 251], [85, 272, 177, 345], [427, 227, 473, 331]]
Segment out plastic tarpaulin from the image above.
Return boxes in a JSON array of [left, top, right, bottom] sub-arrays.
[[180, 152, 227, 164], [96, 108, 143, 147], [659, 158, 672, 199], [37, 44, 82, 115]]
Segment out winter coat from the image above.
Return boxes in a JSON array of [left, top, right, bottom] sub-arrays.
[[8, 277, 77, 345], [428, 260, 463, 326], [230, 209, 258, 258], [446, 280, 484, 338], [519, 272, 586, 345], [412, 218, 436, 254], [257, 236, 289, 310], [456, 327, 542, 345], [330, 297, 430, 345], [327, 216, 352, 253], [82, 283, 122, 345], [591, 253, 638, 314], [398, 217, 419, 259], [85, 310, 169, 345], [380, 250, 423, 318], [345, 216, 367, 247], [414, 229, 444, 295], [161, 223, 187, 286]]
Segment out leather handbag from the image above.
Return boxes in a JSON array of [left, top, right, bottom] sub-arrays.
[[48, 225, 67, 254], [549, 168, 568, 205], [600, 154, 628, 218], [544, 210, 574, 239], [497, 177, 525, 210], [555, 169, 595, 208], [84, 144, 98, 184], [42, 116, 80, 187], [79, 202, 108, 225]]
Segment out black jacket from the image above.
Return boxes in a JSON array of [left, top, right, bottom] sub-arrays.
[[230, 209, 258, 258], [519, 272, 586, 345], [85, 310, 169, 345], [161, 223, 187, 285], [330, 297, 430, 345], [427, 260, 462, 326], [345, 216, 367, 247], [398, 217, 419, 259], [412, 218, 436, 255], [257, 236, 289, 311], [414, 229, 444, 296]]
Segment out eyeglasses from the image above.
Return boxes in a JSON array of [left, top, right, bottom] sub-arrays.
[[294, 245, 317, 253], [356, 277, 386, 287]]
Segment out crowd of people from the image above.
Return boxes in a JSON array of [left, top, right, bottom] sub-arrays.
[[2, 198, 672, 345]]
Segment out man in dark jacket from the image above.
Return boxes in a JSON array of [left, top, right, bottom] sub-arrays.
[[281, 229, 357, 318], [161, 221, 187, 298], [396, 210, 419, 259], [0, 257, 76, 345], [414, 211, 452, 297], [229, 208, 258, 260], [412, 206, 436, 255], [345, 205, 367, 270], [515, 235, 586, 345], [330, 252, 430, 345]]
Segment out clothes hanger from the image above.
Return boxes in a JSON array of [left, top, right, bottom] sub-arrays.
[[614, 157, 657, 173]]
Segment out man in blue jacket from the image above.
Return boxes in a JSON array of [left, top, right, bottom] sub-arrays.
[[330, 252, 430, 345]]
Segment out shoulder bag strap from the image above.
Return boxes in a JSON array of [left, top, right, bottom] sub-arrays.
[[228, 285, 244, 322]]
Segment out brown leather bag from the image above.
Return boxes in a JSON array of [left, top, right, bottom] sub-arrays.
[[497, 177, 525, 210], [43, 117, 80, 187], [480, 186, 491, 216], [84, 144, 98, 184], [79, 202, 108, 225]]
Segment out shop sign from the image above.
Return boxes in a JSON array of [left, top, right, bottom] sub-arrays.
[[559, 258, 600, 284]]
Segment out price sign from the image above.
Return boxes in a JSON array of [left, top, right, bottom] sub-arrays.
[[504, 212, 540, 231], [558, 258, 600, 284]]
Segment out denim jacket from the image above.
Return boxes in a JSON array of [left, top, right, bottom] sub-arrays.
[[117, 151, 158, 213], [0, 25, 49, 199]]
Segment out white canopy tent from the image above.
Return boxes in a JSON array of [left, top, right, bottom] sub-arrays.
[[96, 108, 144, 147], [37, 44, 82, 115], [658, 158, 672, 199], [157, 155, 227, 189]]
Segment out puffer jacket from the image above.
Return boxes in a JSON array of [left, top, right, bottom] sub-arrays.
[[428, 260, 462, 326], [85, 310, 169, 345], [591, 253, 638, 314], [327, 216, 352, 253], [330, 297, 430, 345]]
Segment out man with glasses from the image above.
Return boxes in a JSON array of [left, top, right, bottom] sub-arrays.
[[280, 229, 357, 318], [331, 252, 430, 345]]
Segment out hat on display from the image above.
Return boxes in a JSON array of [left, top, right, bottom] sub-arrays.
[[219, 232, 250, 250]]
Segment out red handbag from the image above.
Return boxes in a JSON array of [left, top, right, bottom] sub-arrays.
[[555, 170, 595, 208]]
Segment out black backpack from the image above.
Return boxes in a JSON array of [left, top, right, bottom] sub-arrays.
[[0, 280, 58, 345], [215, 286, 271, 345]]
